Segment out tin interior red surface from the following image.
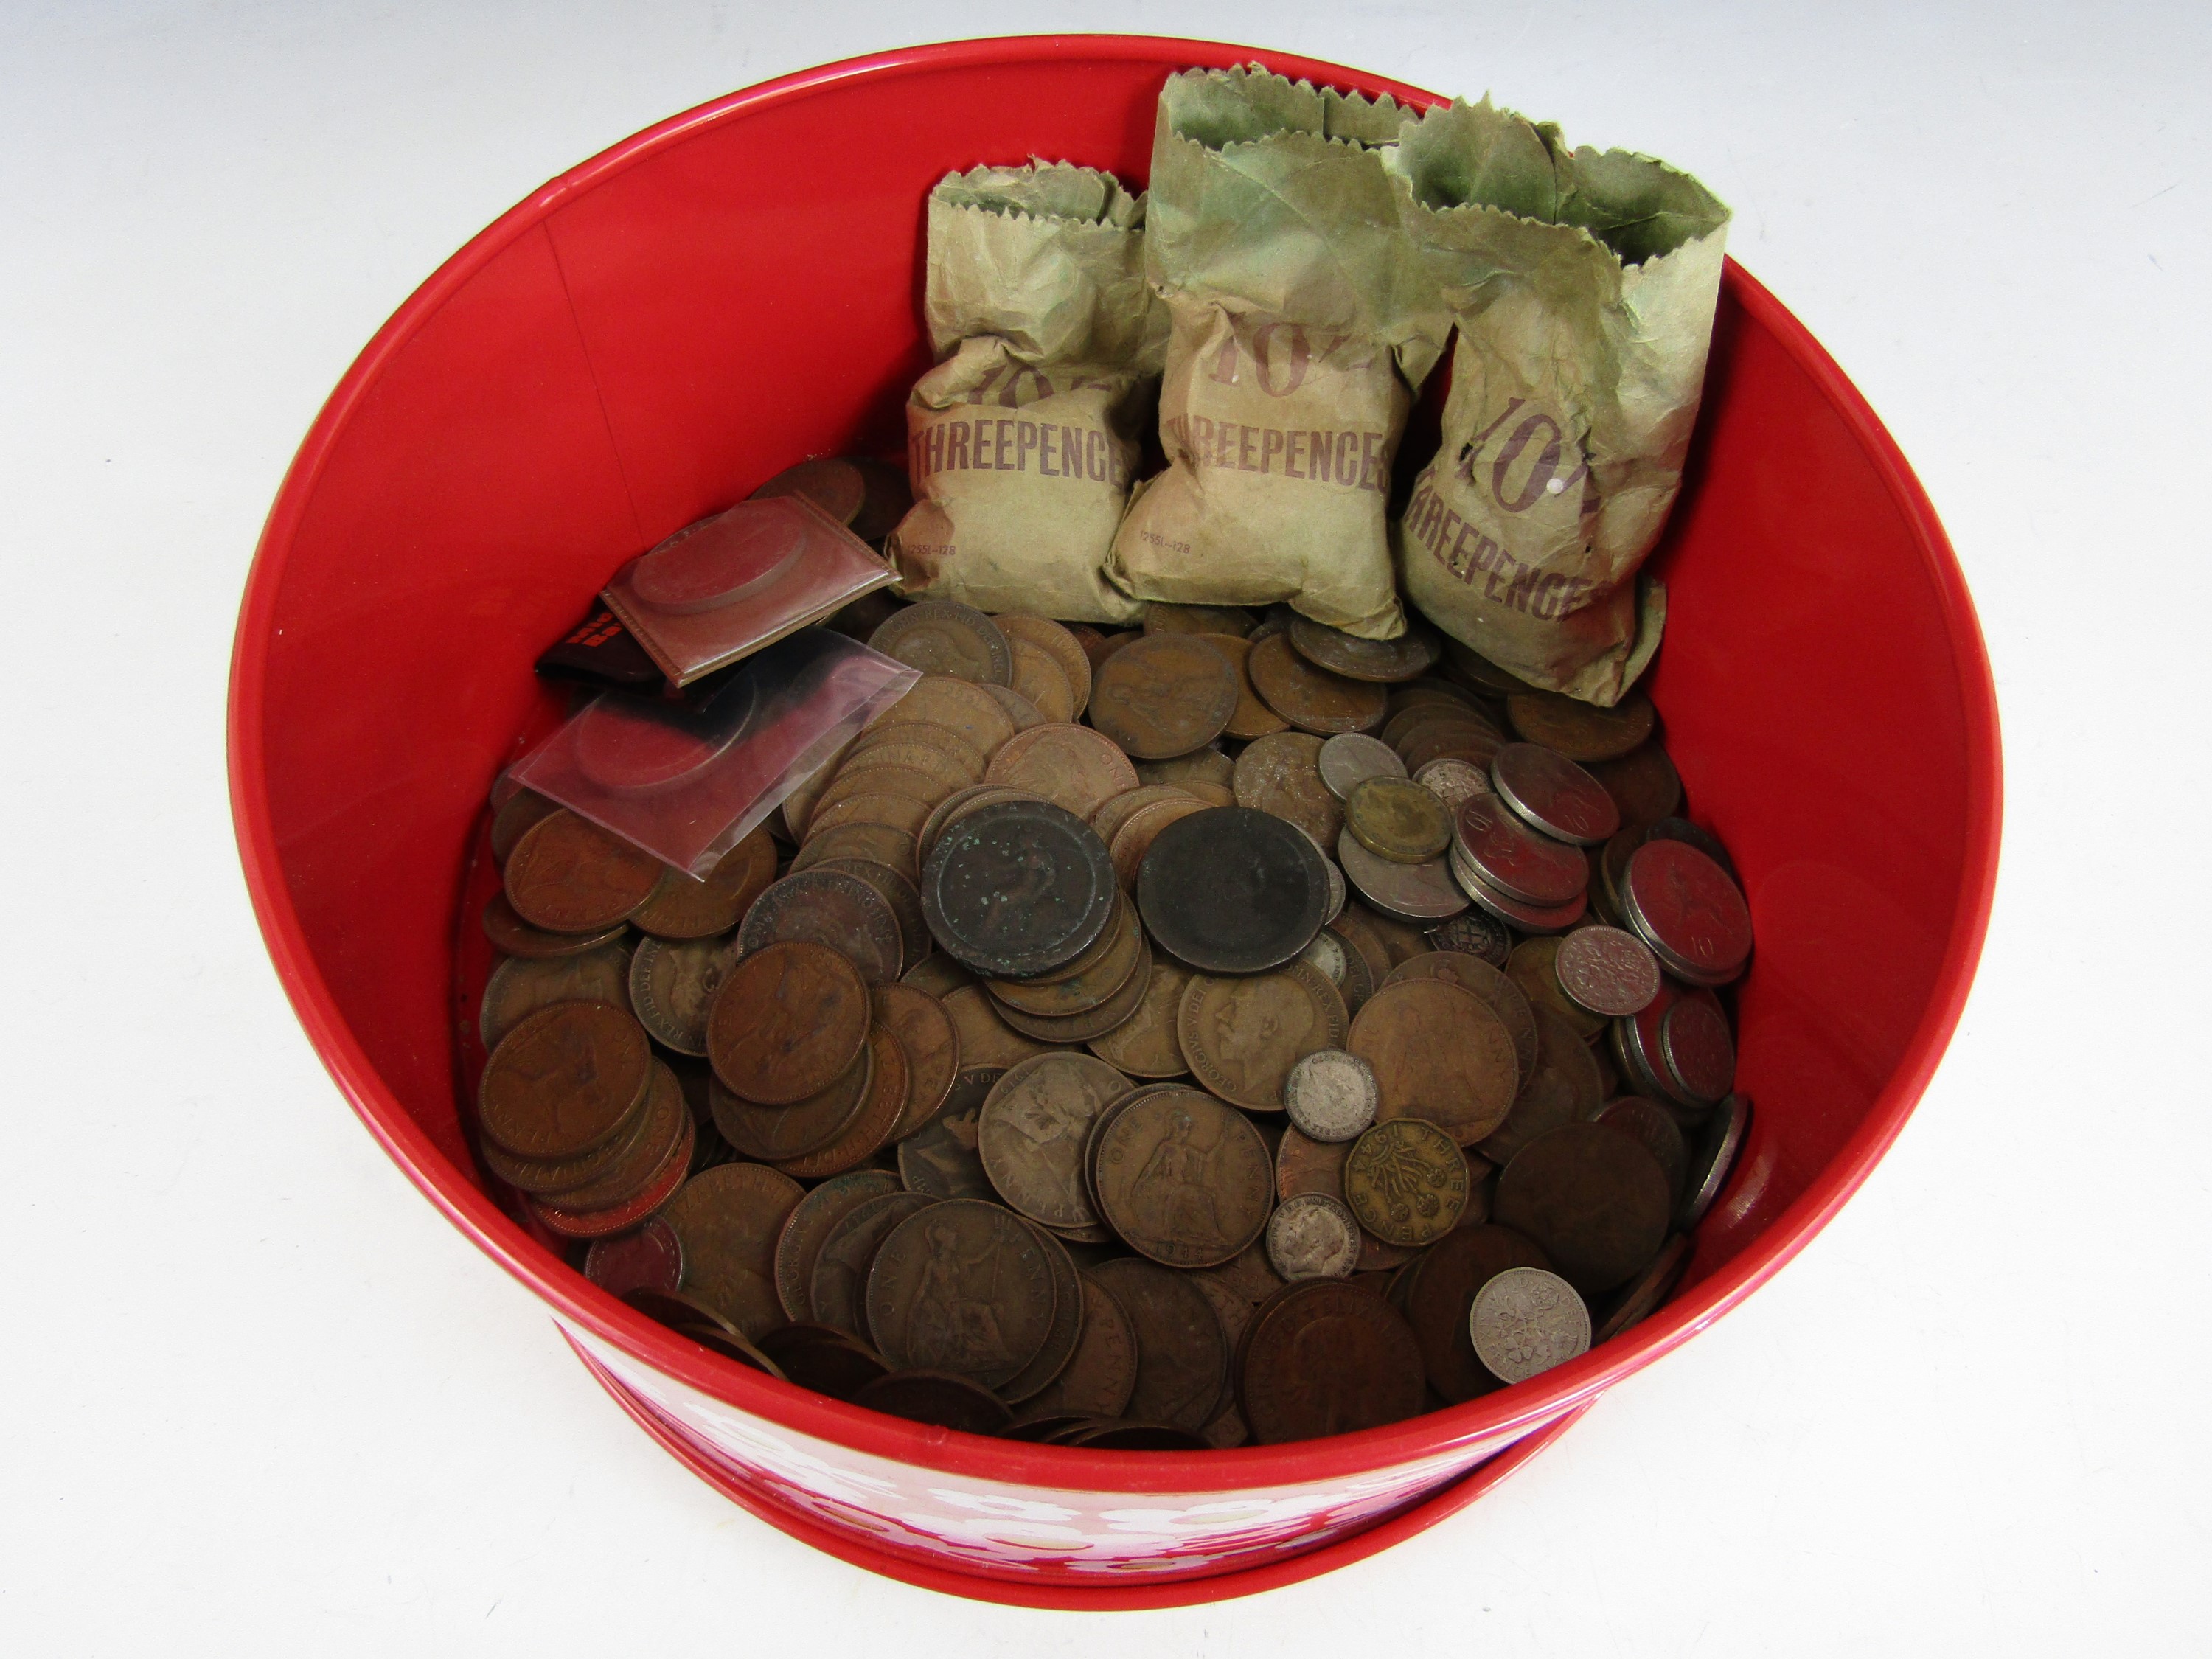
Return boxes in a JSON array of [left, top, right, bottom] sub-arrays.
[[226, 35, 2000, 1607]]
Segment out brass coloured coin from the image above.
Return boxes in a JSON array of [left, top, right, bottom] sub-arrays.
[[1345, 776, 1453, 863], [1344, 1119, 1469, 1247]]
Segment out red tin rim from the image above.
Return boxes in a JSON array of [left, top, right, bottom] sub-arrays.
[[227, 33, 2002, 1505]]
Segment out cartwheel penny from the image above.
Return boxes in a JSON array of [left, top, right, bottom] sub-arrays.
[[1018, 1275, 1138, 1419], [1508, 935, 1608, 1040], [1144, 602, 1255, 637], [999, 1220, 1086, 1402], [1470, 1266, 1591, 1384], [1202, 633, 1290, 740], [984, 723, 1138, 822], [1137, 806, 1329, 974], [479, 1002, 651, 1161], [1087, 1257, 1228, 1435], [1088, 634, 1239, 759], [481, 893, 625, 961], [1506, 689, 1655, 763], [896, 1067, 1001, 1201], [923, 799, 1116, 980], [1177, 964, 1348, 1112], [1239, 1279, 1424, 1444], [868, 599, 1013, 685], [855, 1370, 1016, 1435], [1085, 957, 1194, 1078], [706, 939, 870, 1105], [813, 858, 928, 978], [1348, 978, 1519, 1146], [872, 983, 960, 1140], [1344, 1119, 1469, 1247], [1246, 633, 1388, 735], [994, 614, 1093, 718], [874, 674, 1018, 756], [1336, 830, 1469, 923], [774, 1022, 908, 1180], [1287, 614, 1441, 682], [1006, 637, 1075, 722], [978, 1053, 1131, 1233], [490, 788, 560, 863], [478, 942, 633, 1051], [627, 933, 743, 1056], [810, 1191, 939, 1342], [1454, 792, 1587, 907], [773, 1169, 903, 1322], [1091, 1088, 1273, 1268], [504, 809, 663, 933], [939, 987, 1063, 1070], [709, 1041, 873, 1164], [788, 821, 919, 886], [737, 870, 902, 984], [1384, 951, 1539, 1085], [629, 830, 778, 939], [992, 938, 1155, 1045], [1494, 1122, 1673, 1297], [1404, 1224, 1552, 1402], [865, 1199, 1056, 1388], [660, 1161, 807, 1339], [1345, 777, 1453, 863]]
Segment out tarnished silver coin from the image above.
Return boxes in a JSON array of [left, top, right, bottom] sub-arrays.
[[1265, 1192, 1361, 1281], [1317, 734, 1407, 801], [1490, 743, 1621, 846], [1621, 837, 1752, 987], [1554, 925, 1661, 1018], [1678, 1093, 1749, 1229], [1453, 792, 1587, 907], [1661, 996, 1737, 1104], [627, 933, 744, 1056], [1337, 829, 1469, 922], [1424, 906, 1511, 968], [1450, 840, 1588, 935], [1413, 757, 1490, 818], [1283, 1050, 1380, 1144], [1470, 1266, 1590, 1384]]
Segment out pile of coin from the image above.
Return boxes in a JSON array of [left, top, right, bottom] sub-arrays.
[[467, 594, 1751, 1449]]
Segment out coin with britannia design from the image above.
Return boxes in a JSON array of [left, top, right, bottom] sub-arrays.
[[1470, 1267, 1590, 1383]]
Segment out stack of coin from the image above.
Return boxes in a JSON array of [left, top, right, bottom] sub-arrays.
[[463, 597, 1753, 1447]]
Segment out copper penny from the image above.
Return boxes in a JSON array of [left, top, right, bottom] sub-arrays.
[[772, 1169, 903, 1322], [994, 615, 1093, 718], [504, 809, 663, 932], [991, 939, 1156, 1045], [1087, 1257, 1227, 1434], [788, 821, 919, 886], [1202, 633, 1290, 740], [810, 1191, 939, 1342], [897, 1067, 1001, 1201], [851, 1371, 1012, 1433], [1586, 741, 1682, 830], [812, 858, 928, 977], [1006, 637, 1076, 722], [1088, 633, 1239, 759], [999, 1220, 1085, 1402], [1508, 934, 1607, 1040], [1493, 1122, 1672, 1296], [1403, 1224, 1551, 1402], [848, 714, 992, 774], [1348, 978, 1519, 1146], [1286, 614, 1441, 682], [1245, 633, 1388, 735], [1138, 748, 1236, 791], [1085, 957, 1194, 1079], [585, 1217, 684, 1300], [1490, 742, 1621, 846], [629, 828, 778, 939], [1092, 1088, 1273, 1268], [923, 799, 1117, 980], [871, 983, 960, 1140], [524, 1113, 693, 1239], [1177, 964, 1348, 1111], [706, 939, 870, 1105], [1344, 1119, 1470, 1247], [774, 1023, 908, 1179], [1383, 951, 1538, 1084], [1238, 1279, 1423, 1444], [1593, 1233, 1691, 1346], [1018, 1275, 1138, 1420], [865, 1199, 1056, 1388], [1453, 792, 1587, 907], [758, 1326, 892, 1401], [737, 871, 902, 985], [1595, 1096, 1689, 1200], [976, 680, 1046, 734], [478, 942, 636, 1051], [482, 1048, 669, 1196], [1144, 602, 1255, 637], [1555, 924, 1662, 1018], [1506, 689, 1655, 763], [490, 787, 560, 863], [1479, 1006, 1606, 1166], [709, 1040, 873, 1163], [901, 953, 973, 998], [984, 723, 1139, 821], [1621, 838, 1753, 986], [481, 893, 627, 960], [874, 674, 1018, 755], [810, 764, 954, 829], [1091, 783, 1199, 845], [523, 1059, 687, 1211], [1107, 797, 1212, 893], [938, 987, 1062, 1070], [660, 1161, 807, 1338], [978, 1053, 1131, 1233], [869, 599, 1013, 685], [479, 1001, 651, 1161], [627, 932, 743, 1056], [804, 790, 934, 843]]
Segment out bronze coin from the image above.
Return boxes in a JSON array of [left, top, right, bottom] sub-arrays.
[[1087, 1257, 1227, 1434], [865, 1199, 1057, 1387], [1203, 633, 1291, 740], [979, 681, 1047, 733], [924, 799, 1117, 980], [1287, 614, 1441, 683], [1246, 633, 1388, 735], [872, 983, 960, 1140], [773, 1169, 904, 1322], [775, 1023, 909, 1179], [1384, 951, 1538, 1083], [1402, 1224, 1551, 1402], [1138, 806, 1332, 975], [1144, 602, 1255, 637], [1000, 1220, 1086, 1403], [1327, 906, 1397, 992], [1382, 701, 1500, 752], [869, 599, 1014, 685], [706, 939, 871, 1105], [788, 821, 919, 886], [984, 723, 1140, 821], [1506, 689, 1656, 762], [992, 938, 1156, 1045], [1092, 1088, 1273, 1268], [1478, 1006, 1605, 1166], [1105, 799, 1210, 893], [978, 1053, 1132, 1232], [504, 809, 663, 932], [854, 1369, 1015, 1434], [629, 829, 778, 939], [1593, 1232, 1692, 1346], [848, 714, 993, 774], [1587, 741, 1683, 830], [1018, 1274, 1138, 1419], [481, 1049, 671, 1196], [659, 1161, 807, 1338], [1088, 634, 1240, 759], [478, 942, 636, 1051], [812, 857, 928, 978], [1345, 1119, 1470, 1247], [1089, 783, 1194, 844], [709, 1040, 874, 1163], [524, 1112, 694, 1239], [1345, 777, 1453, 863], [585, 1217, 684, 1300], [520, 1059, 687, 1211], [1006, 637, 1076, 722], [481, 893, 626, 960], [479, 1001, 651, 1161], [994, 615, 1093, 718], [804, 791, 935, 844], [809, 764, 955, 830], [1595, 1096, 1689, 1201], [896, 1068, 1001, 1201], [1085, 957, 1194, 1079], [874, 674, 1018, 755], [1237, 1279, 1424, 1444], [1348, 978, 1519, 1146], [1177, 964, 1349, 1111], [490, 787, 560, 863], [758, 1326, 893, 1400], [810, 1190, 937, 1341], [1507, 935, 1607, 1040], [1136, 747, 1236, 791], [750, 455, 865, 522], [939, 986, 1063, 1069], [916, 783, 1042, 862], [1273, 1127, 1408, 1273], [626, 933, 742, 1056], [737, 872, 901, 985], [1494, 1122, 1672, 1296], [901, 953, 974, 998]]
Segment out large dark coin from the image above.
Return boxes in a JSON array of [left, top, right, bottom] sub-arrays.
[[1136, 807, 1328, 975], [1494, 1122, 1672, 1297], [922, 799, 1117, 980], [852, 1369, 1015, 1435], [1237, 1279, 1425, 1444]]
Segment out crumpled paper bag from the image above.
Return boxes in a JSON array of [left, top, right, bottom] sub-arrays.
[[1105, 66, 1450, 639], [1385, 98, 1729, 704], [886, 161, 1165, 623]]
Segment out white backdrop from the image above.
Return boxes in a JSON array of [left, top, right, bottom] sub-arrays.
[[4, 2, 2205, 1651]]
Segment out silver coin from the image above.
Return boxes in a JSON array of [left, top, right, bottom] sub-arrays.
[[1413, 757, 1491, 818], [627, 933, 744, 1055], [1338, 829, 1469, 922], [1453, 790, 1587, 906], [1490, 742, 1621, 846], [1283, 1050, 1380, 1144], [1298, 928, 1349, 988], [1677, 1093, 1749, 1229], [1661, 997, 1736, 1104], [1620, 838, 1750, 987], [1265, 1192, 1361, 1281], [1554, 925, 1661, 1017], [1317, 734, 1407, 801], [1470, 1266, 1590, 1384], [1449, 841, 1586, 935]]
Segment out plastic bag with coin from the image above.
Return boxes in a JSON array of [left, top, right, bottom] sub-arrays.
[[1385, 98, 1728, 705], [1105, 66, 1450, 639], [886, 161, 1166, 625]]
